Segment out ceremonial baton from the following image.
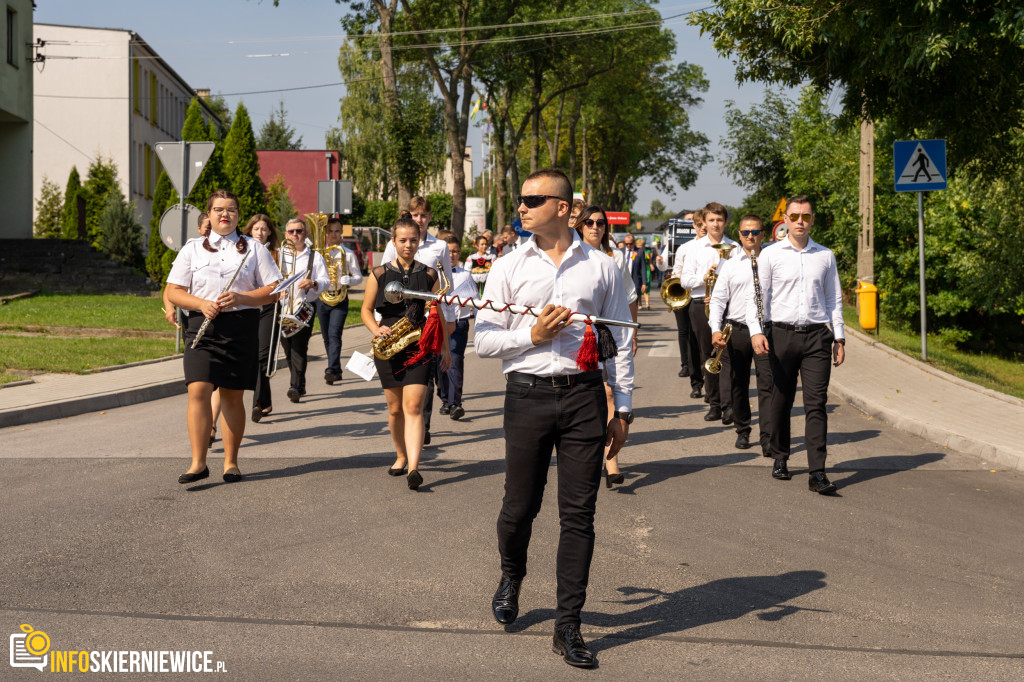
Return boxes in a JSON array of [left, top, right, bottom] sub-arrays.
[[383, 281, 639, 329], [191, 250, 252, 349]]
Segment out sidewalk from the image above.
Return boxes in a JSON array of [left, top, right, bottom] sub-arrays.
[[2, 316, 1023, 471]]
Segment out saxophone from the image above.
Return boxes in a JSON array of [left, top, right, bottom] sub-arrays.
[[372, 260, 451, 360]]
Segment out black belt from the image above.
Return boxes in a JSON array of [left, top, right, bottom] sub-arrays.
[[770, 321, 827, 333], [505, 370, 603, 388], [725, 319, 748, 329]]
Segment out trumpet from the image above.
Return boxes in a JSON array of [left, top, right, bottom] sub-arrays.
[[705, 242, 737, 318], [704, 323, 732, 374]]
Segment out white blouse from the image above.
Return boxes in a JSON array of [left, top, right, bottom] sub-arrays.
[[167, 231, 282, 311]]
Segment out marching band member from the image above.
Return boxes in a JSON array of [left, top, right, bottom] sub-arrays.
[[317, 216, 363, 387], [280, 217, 330, 404], [678, 202, 738, 422], [466, 235, 495, 295], [361, 215, 451, 490], [437, 236, 478, 421], [656, 211, 705, 391], [476, 169, 634, 668], [573, 203, 637, 489], [165, 190, 282, 484], [242, 213, 280, 423], [710, 215, 773, 454], [749, 196, 845, 494]]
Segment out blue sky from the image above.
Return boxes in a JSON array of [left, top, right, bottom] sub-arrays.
[[34, 0, 767, 215]]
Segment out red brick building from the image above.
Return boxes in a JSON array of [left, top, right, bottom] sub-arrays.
[[256, 150, 341, 216]]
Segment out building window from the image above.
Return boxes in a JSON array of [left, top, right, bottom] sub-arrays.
[[149, 72, 158, 125], [133, 60, 140, 114], [7, 7, 18, 67], [144, 144, 153, 199]]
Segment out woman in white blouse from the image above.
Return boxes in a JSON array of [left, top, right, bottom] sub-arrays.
[[166, 190, 282, 485], [573, 205, 638, 489]]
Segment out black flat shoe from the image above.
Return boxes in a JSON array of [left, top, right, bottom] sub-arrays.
[[735, 433, 751, 449], [388, 466, 408, 476], [223, 469, 242, 483], [492, 574, 521, 625], [251, 406, 263, 423], [209, 431, 217, 446], [407, 470, 423, 490], [678, 366, 690, 377], [808, 471, 837, 495], [178, 467, 209, 484], [772, 459, 791, 480], [423, 430, 431, 445], [449, 404, 465, 420], [553, 624, 595, 668], [605, 471, 624, 489], [439, 402, 450, 415], [689, 388, 702, 399], [287, 387, 300, 403]]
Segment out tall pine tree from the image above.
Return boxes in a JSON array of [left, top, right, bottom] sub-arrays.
[[60, 166, 83, 239], [35, 176, 64, 239], [83, 156, 120, 249], [223, 102, 267, 221], [169, 98, 230, 210]]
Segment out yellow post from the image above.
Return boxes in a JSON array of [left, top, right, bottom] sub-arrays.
[[856, 281, 878, 330]]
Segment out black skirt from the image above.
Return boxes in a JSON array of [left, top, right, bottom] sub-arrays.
[[374, 342, 431, 389], [183, 309, 260, 390]]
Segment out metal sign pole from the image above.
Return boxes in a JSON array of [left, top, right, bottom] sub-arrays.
[[178, 143, 190, 247], [917, 190, 927, 361]]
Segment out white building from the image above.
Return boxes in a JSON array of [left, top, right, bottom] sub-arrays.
[[421, 146, 473, 196], [32, 24, 222, 231], [0, 0, 35, 239]]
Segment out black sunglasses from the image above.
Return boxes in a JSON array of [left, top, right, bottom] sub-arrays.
[[739, 229, 762, 237], [516, 194, 568, 209], [582, 218, 607, 228]]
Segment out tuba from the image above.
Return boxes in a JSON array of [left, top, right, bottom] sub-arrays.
[[660, 276, 691, 310], [314, 214, 349, 306], [705, 242, 737, 318], [372, 260, 450, 360]]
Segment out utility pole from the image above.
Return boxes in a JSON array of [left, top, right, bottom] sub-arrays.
[[857, 117, 875, 287]]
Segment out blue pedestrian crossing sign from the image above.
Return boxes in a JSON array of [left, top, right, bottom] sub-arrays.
[[894, 139, 946, 192]]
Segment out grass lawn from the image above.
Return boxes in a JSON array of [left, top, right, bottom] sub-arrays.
[[0, 335, 177, 374], [843, 305, 1024, 400], [0, 293, 168, 331]]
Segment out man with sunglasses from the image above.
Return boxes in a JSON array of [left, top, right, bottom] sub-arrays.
[[710, 215, 773, 454], [476, 168, 634, 669], [679, 202, 739, 421], [748, 196, 845, 494], [281, 218, 330, 404]]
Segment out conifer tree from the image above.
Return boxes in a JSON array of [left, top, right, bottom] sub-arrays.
[[34, 176, 64, 239], [98, 187, 143, 268], [145, 171, 174, 284], [83, 156, 120, 249], [223, 102, 267, 220], [60, 166, 83, 239]]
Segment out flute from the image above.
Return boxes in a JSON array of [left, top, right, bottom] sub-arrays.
[[383, 281, 639, 329], [191, 250, 252, 349]]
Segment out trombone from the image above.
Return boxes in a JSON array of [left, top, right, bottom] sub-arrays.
[[266, 240, 296, 378]]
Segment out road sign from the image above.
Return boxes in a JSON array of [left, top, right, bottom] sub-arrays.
[[158, 203, 203, 252], [155, 141, 215, 197], [317, 180, 353, 215], [894, 139, 946, 192]]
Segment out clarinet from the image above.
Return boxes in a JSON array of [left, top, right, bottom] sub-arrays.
[[751, 254, 765, 329]]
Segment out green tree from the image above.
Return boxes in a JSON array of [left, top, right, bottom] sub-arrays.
[[204, 93, 233, 129], [60, 166, 83, 239], [223, 101, 267, 220], [34, 176, 64, 239], [720, 91, 794, 220], [145, 171, 175, 284], [83, 156, 120, 249], [168, 98, 231, 211], [257, 100, 303, 150], [264, 174, 296, 231], [98, 188, 144, 269]]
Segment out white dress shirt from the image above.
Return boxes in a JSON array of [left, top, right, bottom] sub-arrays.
[[167, 231, 281, 310], [708, 250, 760, 334], [380, 232, 455, 321], [611, 249, 638, 305], [678, 235, 740, 299], [747, 236, 844, 339], [444, 266, 480, 320], [475, 232, 635, 411], [325, 244, 363, 291], [280, 247, 330, 305]]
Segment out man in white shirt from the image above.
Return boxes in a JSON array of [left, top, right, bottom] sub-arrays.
[[476, 168, 633, 669], [749, 196, 845, 494], [679, 202, 739, 421], [280, 218, 330, 403], [656, 211, 704, 389], [437, 236, 478, 420], [710, 215, 773, 454]]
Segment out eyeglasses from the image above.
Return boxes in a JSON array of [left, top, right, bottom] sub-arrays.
[[739, 230, 762, 237], [210, 207, 238, 215], [582, 218, 607, 228], [787, 213, 813, 222], [286, 229, 305, 235], [516, 194, 568, 209]]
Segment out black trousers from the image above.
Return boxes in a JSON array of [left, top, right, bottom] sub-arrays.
[[281, 322, 313, 392], [423, 356, 438, 432], [766, 325, 833, 471], [497, 376, 608, 630], [673, 306, 702, 390], [726, 322, 773, 449], [689, 300, 722, 408], [254, 303, 277, 409]]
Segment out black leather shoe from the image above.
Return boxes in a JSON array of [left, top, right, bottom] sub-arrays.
[[761, 444, 773, 458], [808, 471, 837, 494], [704, 407, 722, 421], [449, 404, 465, 420], [287, 387, 300, 403], [324, 371, 340, 385], [553, 624, 595, 668], [223, 469, 242, 483], [689, 388, 702, 399], [605, 471, 624, 489], [735, 433, 751, 449], [722, 407, 734, 425], [178, 467, 209, 484], [678, 366, 690, 378], [492, 575, 521, 625], [772, 459, 791, 480], [407, 470, 423, 490], [439, 402, 450, 415], [251, 406, 263, 423]]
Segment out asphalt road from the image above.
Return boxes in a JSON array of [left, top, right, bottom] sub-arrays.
[[2, 307, 1022, 680]]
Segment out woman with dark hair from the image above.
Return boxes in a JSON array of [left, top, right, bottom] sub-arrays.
[[573, 205, 638, 489], [361, 215, 451, 490], [166, 190, 282, 484], [243, 213, 280, 422]]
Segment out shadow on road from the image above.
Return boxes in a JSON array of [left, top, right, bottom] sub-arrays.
[[613, 452, 760, 494], [832, 452, 945, 489]]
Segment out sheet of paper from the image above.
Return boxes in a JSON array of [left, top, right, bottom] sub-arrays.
[[270, 271, 305, 296], [345, 350, 378, 382]]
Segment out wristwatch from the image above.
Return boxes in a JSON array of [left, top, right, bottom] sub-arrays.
[[613, 411, 634, 424]]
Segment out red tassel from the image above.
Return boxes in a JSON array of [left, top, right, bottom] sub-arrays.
[[403, 303, 444, 369], [575, 321, 599, 371]]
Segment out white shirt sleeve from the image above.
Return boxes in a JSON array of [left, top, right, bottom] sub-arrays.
[[708, 261, 731, 334], [343, 247, 363, 286], [474, 257, 536, 360]]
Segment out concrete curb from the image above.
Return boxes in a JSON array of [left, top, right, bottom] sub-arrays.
[[1, 381, 187, 429]]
